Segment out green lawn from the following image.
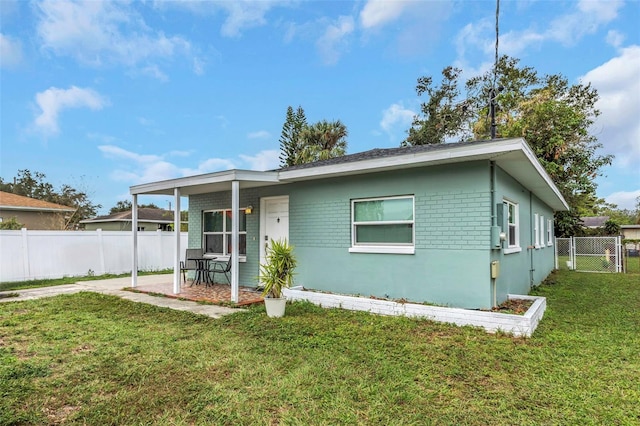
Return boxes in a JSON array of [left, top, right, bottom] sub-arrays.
[[556, 254, 640, 273], [1, 271, 639, 425]]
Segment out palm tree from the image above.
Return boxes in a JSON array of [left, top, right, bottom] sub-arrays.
[[296, 120, 348, 163]]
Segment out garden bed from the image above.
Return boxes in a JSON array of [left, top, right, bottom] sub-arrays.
[[283, 287, 546, 337]]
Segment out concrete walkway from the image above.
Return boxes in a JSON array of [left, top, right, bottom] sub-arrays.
[[0, 275, 238, 319]]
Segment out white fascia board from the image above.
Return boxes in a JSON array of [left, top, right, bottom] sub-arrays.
[[130, 170, 280, 195], [278, 138, 525, 182]]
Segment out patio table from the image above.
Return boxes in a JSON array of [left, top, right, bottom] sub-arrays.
[[188, 257, 217, 286]]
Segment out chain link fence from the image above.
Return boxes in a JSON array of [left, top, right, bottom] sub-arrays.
[[555, 236, 622, 273]]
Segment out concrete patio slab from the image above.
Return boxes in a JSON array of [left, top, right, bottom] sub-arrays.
[[0, 275, 240, 319]]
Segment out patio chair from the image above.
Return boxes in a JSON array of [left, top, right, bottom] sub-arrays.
[[209, 254, 231, 285], [180, 248, 203, 284]]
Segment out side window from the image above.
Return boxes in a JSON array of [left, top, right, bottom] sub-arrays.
[[539, 215, 545, 249], [547, 219, 553, 246], [534, 213, 540, 248], [503, 199, 520, 252]]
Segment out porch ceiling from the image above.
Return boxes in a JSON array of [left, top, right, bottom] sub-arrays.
[[130, 170, 282, 196]]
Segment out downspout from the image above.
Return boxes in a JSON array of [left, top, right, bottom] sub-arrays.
[[529, 191, 534, 287], [490, 161, 497, 308], [490, 161, 497, 228]]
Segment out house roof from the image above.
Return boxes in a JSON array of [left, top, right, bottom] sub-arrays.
[[80, 208, 176, 224], [621, 224, 640, 229], [580, 216, 610, 228], [130, 138, 569, 211], [0, 191, 75, 212]]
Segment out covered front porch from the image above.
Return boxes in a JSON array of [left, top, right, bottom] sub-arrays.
[[129, 169, 282, 302]]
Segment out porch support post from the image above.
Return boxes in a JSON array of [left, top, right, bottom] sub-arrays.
[[131, 194, 138, 288], [173, 188, 181, 294], [231, 180, 240, 303]]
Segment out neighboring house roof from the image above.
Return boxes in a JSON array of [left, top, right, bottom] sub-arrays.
[[621, 225, 640, 229], [130, 138, 570, 211], [0, 191, 75, 212], [580, 216, 609, 228], [80, 208, 175, 224]]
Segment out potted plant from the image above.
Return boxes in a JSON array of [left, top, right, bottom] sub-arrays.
[[259, 239, 297, 317]]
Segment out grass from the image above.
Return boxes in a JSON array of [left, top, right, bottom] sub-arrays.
[[0, 269, 173, 292], [1, 270, 639, 425], [557, 254, 640, 273]]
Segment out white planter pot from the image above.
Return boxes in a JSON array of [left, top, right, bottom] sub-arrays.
[[264, 297, 287, 318]]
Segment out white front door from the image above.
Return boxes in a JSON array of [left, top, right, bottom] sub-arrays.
[[260, 196, 289, 264]]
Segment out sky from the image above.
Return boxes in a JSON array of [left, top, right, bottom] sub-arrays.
[[1, 0, 639, 214]]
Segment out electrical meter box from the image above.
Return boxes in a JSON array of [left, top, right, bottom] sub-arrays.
[[490, 261, 500, 279]]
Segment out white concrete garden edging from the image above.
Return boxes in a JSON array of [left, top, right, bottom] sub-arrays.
[[283, 287, 546, 337]]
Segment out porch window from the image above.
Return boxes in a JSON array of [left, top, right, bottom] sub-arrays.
[[202, 209, 247, 256], [349, 195, 414, 254], [503, 199, 520, 253]]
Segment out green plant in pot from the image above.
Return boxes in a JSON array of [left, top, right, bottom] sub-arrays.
[[260, 239, 297, 317]]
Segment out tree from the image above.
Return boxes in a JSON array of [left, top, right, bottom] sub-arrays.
[[406, 56, 613, 220], [279, 106, 308, 167], [278, 106, 348, 166], [603, 220, 621, 236], [0, 217, 23, 230], [0, 169, 101, 229], [296, 119, 348, 163], [405, 66, 474, 146], [109, 200, 160, 214]]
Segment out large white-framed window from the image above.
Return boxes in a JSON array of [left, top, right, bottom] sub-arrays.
[[349, 195, 415, 254], [539, 215, 545, 249], [203, 209, 247, 257], [503, 199, 520, 254], [547, 219, 553, 246]]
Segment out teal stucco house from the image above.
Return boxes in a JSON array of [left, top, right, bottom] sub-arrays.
[[130, 138, 569, 309]]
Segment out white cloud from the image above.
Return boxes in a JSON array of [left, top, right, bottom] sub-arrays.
[[545, 0, 623, 46], [99, 144, 239, 184], [380, 103, 415, 138], [193, 57, 205, 75], [139, 65, 169, 82], [99, 145, 163, 164], [581, 46, 640, 169], [218, 1, 274, 38], [456, 0, 624, 61], [604, 189, 640, 210], [316, 15, 355, 65], [87, 132, 117, 143], [247, 130, 270, 139], [606, 30, 625, 48], [188, 158, 236, 175], [0, 33, 23, 68], [157, 0, 280, 38], [35, 0, 199, 78], [33, 86, 107, 136], [240, 150, 280, 171], [360, 0, 408, 29]]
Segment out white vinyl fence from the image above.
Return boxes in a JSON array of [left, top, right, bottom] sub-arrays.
[[0, 229, 187, 282]]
